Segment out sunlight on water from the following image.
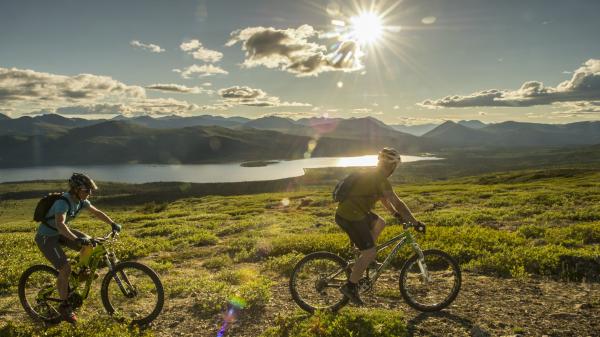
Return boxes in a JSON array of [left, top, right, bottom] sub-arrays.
[[0, 155, 440, 184], [336, 155, 378, 167]]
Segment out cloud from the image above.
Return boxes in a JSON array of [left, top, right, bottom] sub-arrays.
[[173, 64, 228, 79], [420, 59, 600, 108], [217, 85, 311, 107], [553, 101, 600, 117], [35, 98, 200, 117], [179, 39, 223, 62], [226, 25, 363, 77], [145, 83, 212, 94], [0, 67, 145, 106], [351, 108, 372, 114], [258, 111, 318, 119], [130, 40, 165, 53]]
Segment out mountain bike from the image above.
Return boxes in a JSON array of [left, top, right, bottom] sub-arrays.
[[18, 231, 164, 325], [289, 221, 461, 313]]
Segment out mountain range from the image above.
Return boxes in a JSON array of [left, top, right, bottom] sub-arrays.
[[0, 113, 598, 167]]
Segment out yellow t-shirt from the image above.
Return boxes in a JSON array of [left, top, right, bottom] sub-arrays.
[[335, 168, 392, 221]]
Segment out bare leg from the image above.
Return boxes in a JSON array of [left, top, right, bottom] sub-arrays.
[[349, 247, 376, 283], [57, 263, 71, 301], [370, 217, 386, 242]]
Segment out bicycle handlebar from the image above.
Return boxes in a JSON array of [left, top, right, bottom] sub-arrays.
[[90, 230, 119, 245]]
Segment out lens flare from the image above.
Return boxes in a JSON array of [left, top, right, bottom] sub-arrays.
[[216, 297, 247, 337]]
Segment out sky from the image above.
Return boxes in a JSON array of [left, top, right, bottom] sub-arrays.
[[1, 0, 599, 124]]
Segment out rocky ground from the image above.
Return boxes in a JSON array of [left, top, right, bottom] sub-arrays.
[[151, 271, 600, 337]]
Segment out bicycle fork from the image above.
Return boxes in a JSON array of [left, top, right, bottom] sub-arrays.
[[105, 256, 137, 298], [412, 243, 431, 283]]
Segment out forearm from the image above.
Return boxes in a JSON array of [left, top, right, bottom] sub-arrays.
[[393, 199, 418, 224], [94, 209, 115, 226], [56, 222, 78, 241]]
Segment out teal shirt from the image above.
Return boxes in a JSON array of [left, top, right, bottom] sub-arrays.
[[36, 192, 91, 236]]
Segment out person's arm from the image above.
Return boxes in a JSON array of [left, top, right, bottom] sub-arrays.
[[87, 205, 118, 227], [381, 189, 419, 224], [55, 213, 79, 241]]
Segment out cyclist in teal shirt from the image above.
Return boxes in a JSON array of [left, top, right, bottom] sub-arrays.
[[34, 173, 122, 323]]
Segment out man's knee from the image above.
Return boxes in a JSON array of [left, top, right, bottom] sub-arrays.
[[360, 247, 377, 260]]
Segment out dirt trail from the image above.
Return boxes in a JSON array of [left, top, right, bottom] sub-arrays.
[[1, 272, 598, 337], [148, 272, 599, 337]]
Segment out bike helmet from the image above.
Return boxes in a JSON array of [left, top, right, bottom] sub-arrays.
[[69, 173, 98, 191], [378, 147, 401, 165]]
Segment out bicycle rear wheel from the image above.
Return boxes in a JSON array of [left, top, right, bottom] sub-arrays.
[[100, 261, 164, 325], [289, 251, 350, 313], [399, 249, 461, 312], [18, 264, 62, 323]]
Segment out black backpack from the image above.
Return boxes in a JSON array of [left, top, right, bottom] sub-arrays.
[[332, 172, 362, 202], [33, 193, 72, 227]]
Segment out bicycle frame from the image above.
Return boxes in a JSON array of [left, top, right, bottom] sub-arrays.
[[42, 235, 119, 304], [324, 228, 428, 289]]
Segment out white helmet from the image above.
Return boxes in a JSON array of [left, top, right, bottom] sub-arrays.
[[378, 147, 401, 165]]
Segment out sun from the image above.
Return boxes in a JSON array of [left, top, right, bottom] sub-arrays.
[[350, 11, 383, 45]]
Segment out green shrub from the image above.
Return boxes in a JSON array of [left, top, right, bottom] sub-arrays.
[[262, 308, 407, 337], [203, 254, 233, 270], [265, 252, 304, 276], [0, 317, 153, 337]]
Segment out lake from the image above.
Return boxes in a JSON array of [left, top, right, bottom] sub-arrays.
[[0, 155, 439, 184]]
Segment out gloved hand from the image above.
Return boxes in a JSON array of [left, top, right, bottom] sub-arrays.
[[414, 221, 426, 234], [111, 222, 122, 233], [76, 236, 91, 246]]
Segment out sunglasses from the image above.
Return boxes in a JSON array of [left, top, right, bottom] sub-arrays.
[[80, 188, 92, 194]]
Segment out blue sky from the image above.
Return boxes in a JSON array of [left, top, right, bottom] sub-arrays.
[[1, 0, 599, 124]]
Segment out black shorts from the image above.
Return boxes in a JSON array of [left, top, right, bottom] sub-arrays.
[[35, 229, 88, 269], [335, 212, 380, 250]]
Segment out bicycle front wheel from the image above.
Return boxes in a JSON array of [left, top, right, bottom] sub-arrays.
[[289, 251, 350, 313], [18, 264, 62, 323], [100, 261, 164, 325], [399, 249, 461, 312]]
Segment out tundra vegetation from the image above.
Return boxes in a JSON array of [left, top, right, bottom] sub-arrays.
[[0, 150, 599, 336]]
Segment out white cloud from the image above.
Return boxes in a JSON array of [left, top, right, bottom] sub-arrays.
[[351, 108, 372, 114], [218, 85, 311, 107], [130, 40, 165, 53], [145, 83, 212, 94], [226, 25, 363, 77], [173, 64, 229, 79], [0, 67, 145, 106], [420, 59, 600, 108], [179, 39, 223, 63], [553, 101, 600, 117], [180, 40, 201, 51]]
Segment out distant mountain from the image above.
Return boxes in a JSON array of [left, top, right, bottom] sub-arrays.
[[114, 114, 247, 129], [458, 120, 487, 129], [0, 113, 10, 121], [0, 121, 313, 167], [424, 120, 600, 148], [0, 114, 100, 136], [390, 123, 438, 136], [243, 116, 302, 130]]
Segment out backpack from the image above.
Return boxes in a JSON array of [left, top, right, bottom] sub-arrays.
[[33, 193, 72, 227], [332, 172, 362, 202]]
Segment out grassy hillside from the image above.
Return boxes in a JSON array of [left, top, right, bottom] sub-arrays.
[[0, 166, 599, 336]]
